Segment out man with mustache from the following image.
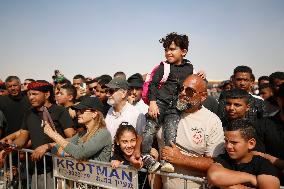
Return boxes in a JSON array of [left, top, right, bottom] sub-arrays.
[[158, 74, 224, 189], [127, 73, 148, 115], [0, 76, 30, 138]]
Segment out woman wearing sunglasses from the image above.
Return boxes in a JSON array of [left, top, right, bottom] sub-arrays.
[[43, 96, 112, 162]]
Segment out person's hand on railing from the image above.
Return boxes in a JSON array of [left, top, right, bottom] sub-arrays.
[[0, 141, 17, 167], [31, 144, 50, 161]]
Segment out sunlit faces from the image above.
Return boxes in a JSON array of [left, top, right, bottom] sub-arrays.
[[28, 90, 49, 108], [224, 130, 256, 163], [73, 78, 84, 89], [225, 98, 249, 120], [177, 85, 205, 112], [164, 42, 187, 65], [106, 88, 126, 106], [22, 80, 33, 92], [56, 88, 73, 106], [95, 84, 108, 102], [87, 82, 98, 95], [116, 130, 137, 157], [6, 80, 21, 96], [76, 109, 97, 124], [233, 72, 252, 92], [259, 87, 273, 100], [129, 87, 142, 104]]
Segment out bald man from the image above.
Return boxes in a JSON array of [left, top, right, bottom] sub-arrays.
[[157, 75, 224, 189]]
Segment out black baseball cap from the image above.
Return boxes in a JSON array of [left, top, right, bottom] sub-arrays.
[[72, 96, 104, 112]]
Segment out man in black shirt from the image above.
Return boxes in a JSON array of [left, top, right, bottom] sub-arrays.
[[0, 80, 75, 189], [0, 76, 30, 137], [254, 83, 284, 184], [207, 119, 280, 189]]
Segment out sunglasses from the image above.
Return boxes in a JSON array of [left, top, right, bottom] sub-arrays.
[[105, 88, 120, 95], [88, 86, 97, 91], [179, 86, 201, 97], [76, 108, 95, 115]]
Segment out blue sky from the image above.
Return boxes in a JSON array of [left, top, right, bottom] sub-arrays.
[[1, 0, 284, 82]]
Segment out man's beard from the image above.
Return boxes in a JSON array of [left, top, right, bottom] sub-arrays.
[[176, 99, 192, 111], [107, 98, 115, 106], [176, 98, 200, 111]]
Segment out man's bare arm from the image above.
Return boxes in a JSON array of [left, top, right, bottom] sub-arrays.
[[161, 142, 213, 172], [13, 130, 29, 148], [221, 184, 255, 189], [0, 130, 22, 142], [257, 174, 280, 189], [207, 163, 257, 187]]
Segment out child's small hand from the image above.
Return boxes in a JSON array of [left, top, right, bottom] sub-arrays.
[[197, 70, 206, 79], [148, 101, 160, 119], [111, 160, 121, 168]]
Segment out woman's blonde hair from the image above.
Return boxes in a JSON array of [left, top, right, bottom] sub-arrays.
[[79, 110, 106, 143]]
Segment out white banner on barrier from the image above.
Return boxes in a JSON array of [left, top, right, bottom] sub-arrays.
[[53, 157, 139, 189]]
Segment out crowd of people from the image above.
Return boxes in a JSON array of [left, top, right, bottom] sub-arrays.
[[0, 32, 283, 189]]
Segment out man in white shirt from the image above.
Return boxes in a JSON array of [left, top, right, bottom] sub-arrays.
[[158, 74, 224, 189], [127, 73, 148, 115], [105, 77, 146, 139]]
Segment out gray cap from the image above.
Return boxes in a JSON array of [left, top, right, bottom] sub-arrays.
[[105, 77, 128, 90]]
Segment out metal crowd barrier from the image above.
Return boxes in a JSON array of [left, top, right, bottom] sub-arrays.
[[0, 148, 282, 189]]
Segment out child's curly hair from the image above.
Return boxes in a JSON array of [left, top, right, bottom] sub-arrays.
[[159, 32, 189, 51]]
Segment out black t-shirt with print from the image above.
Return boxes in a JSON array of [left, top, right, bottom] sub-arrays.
[[215, 153, 279, 187], [22, 104, 73, 149], [21, 104, 73, 174]]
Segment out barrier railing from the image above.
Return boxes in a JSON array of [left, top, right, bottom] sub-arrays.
[[0, 148, 283, 189]]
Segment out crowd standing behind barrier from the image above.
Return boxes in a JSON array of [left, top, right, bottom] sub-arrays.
[[0, 149, 207, 189], [0, 73, 284, 189], [0, 32, 284, 189]]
